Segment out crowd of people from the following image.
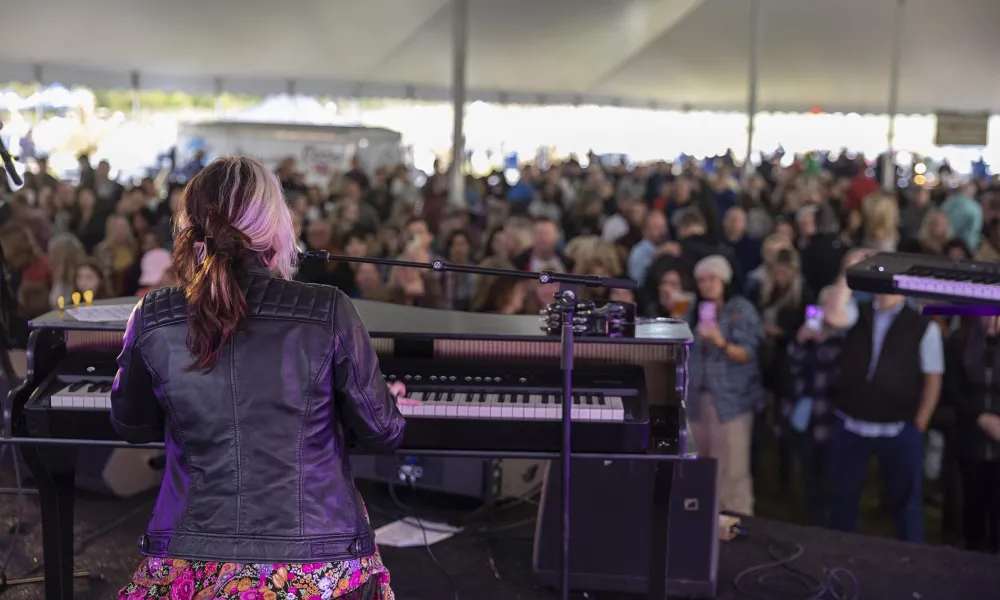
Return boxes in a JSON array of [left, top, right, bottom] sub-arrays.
[[3, 148, 1000, 553]]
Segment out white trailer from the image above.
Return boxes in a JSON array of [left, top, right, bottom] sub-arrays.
[[176, 121, 403, 186]]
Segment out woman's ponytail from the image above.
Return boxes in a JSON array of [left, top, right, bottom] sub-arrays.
[[171, 156, 298, 372], [172, 204, 250, 372]]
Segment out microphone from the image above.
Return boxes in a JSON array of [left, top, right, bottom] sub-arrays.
[[0, 123, 21, 188]]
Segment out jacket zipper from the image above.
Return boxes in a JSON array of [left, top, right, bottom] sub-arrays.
[[987, 365, 994, 461]]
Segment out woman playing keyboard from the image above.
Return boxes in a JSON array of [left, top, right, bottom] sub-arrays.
[[110, 156, 413, 600]]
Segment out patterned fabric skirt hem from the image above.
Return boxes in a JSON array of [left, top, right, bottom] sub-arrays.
[[117, 555, 394, 600]]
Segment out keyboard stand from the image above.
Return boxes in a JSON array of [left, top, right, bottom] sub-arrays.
[[19, 443, 77, 600]]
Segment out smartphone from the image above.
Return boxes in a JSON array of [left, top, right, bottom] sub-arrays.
[[698, 301, 717, 326], [805, 305, 824, 331]]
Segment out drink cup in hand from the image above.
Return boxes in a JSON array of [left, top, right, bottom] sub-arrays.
[[388, 381, 421, 407]]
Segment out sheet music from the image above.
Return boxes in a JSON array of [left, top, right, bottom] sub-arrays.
[[65, 304, 135, 322]]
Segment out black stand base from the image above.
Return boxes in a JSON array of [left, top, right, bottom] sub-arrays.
[[19, 444, 77, 600]]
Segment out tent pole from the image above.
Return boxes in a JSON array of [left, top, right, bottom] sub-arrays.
[[449, 0, 469, 209], [214, 78, 224, 117], [130, 71, 141, 122], [883, 0, 905, 190], [743, 0, 762, 179]]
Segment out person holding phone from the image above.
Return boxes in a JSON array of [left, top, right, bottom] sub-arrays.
[[684, 255, 765, 516], [779, 282, 855, 526]]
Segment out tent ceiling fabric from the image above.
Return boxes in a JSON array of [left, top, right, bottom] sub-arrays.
[[0, 0, 996, 113]]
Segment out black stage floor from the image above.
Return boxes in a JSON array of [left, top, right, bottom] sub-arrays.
[[1, 477, 999, 600]]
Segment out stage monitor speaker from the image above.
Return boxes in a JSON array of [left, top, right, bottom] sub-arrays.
[[13, 446, 165, 498], [533, 458, 719, 598], [76, 447, 165, 497], [350, 456, 545, 502]]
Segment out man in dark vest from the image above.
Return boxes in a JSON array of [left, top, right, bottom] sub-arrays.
[[830, 293, 943, 542]]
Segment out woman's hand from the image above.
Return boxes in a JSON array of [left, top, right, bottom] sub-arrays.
[[977, 413, 1000, 441], [796, 324, 817, 344], [763, 323, 784, 338], [697, 323, 725, 349], [388, 382, 422, 407]]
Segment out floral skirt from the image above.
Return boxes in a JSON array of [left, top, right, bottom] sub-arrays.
[[117, 553, 394, 600]]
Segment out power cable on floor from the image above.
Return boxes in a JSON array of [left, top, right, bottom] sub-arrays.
[[387, 482, 460, 600], [733, 532, 860, 600]]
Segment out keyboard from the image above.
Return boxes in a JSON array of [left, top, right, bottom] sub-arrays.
[[381, 360, 652, 453], [385, 360, 637, 422], [22, 357, 655, 453], [12, 297, 689, 455], [846, 251, 1000, 305]]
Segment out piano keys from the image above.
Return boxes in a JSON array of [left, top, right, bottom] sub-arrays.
[[50, 381, 114, 409], [397, 391, 627, 421]]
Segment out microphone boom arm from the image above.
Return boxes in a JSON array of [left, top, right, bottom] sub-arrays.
[[298, 250, 638, 291]]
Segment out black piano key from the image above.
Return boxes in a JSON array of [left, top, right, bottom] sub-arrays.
[[474, 393, 485, 403], [571, 395, 582, 405], [519, 394, 528, 404], [101, 382, 113, 392], [68, 381, 87, 392], [597, 395, 606, 405], [586, 395, 594, 405], [87, 383, 102, 392], [553, 394, 561, 405], [541, 395, 549, 404]]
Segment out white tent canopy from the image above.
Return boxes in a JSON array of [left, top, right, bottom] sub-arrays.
[[0, 0, 997, 114]]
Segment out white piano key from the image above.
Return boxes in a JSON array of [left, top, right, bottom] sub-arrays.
[[454, 393, 471, 417], [487, 393, 501, 418], [607, 396, 625, 421], [501, 394, 514, 418]]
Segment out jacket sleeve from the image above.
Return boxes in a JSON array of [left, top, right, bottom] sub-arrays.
[[331, 289, 405, 453], [109, 299, 164, 444]]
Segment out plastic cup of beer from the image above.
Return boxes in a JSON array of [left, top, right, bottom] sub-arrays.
[[671, 292, 693, 318]]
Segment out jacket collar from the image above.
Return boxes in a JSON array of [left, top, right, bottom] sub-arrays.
[[243, 253, 272, 276]]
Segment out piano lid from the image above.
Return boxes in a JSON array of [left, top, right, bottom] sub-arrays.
[[29, 296, 692, 345]]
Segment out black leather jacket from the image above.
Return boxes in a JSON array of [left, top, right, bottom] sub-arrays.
[[109, 263, 405, 562]]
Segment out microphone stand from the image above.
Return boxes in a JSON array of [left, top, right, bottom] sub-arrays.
[[0, 123, 22, 434], [301, 251, 637, 600]]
